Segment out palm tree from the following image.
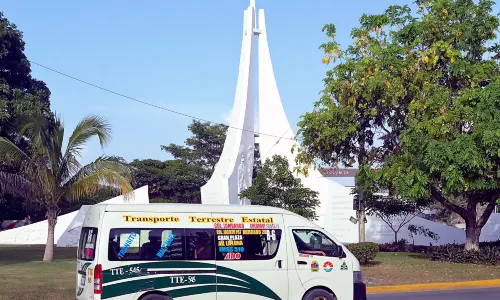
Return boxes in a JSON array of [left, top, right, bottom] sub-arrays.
[[0, 113, 133, 262]]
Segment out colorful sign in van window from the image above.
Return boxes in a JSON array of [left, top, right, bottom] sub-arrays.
[[217, 229, 245, 259], [215, 227, 281, 260]]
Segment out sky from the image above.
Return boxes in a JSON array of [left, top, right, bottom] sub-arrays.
[[2, 0, 458, 180]]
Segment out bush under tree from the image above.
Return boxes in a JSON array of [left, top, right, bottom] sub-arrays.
[[346, 242, 379, 265]]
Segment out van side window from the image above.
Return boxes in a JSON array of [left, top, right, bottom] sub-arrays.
[[108, 228, 186, 261], [78, 227, 98, 261], [215, 229, 282, 261], [186, 229, 215, 260], [292, 229, 338, 257]]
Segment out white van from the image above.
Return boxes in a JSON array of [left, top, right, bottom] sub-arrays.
[[76, 204, 366, 300]]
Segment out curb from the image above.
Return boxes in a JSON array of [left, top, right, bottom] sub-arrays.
[[367, 279, 500, 294]]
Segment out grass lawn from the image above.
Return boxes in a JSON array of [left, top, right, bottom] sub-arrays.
[[0, 245, 76, 300], [1, 246, 500, 299], [362, 252, 500, 286]]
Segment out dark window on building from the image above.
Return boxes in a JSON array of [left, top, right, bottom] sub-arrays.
[[78, 227, 98, 261], [215, 228, 282, 261], [292, 229, 339, 257]]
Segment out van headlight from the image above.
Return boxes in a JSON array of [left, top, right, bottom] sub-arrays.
[[353, 271, 363, 283]]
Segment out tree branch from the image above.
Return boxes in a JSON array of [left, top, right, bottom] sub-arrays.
[[397, 214, 417, 232], [430, 185, 467, 218], [478, 193, 500, 228], [380, 123, 391, 135], [376, 213, 397, 232]]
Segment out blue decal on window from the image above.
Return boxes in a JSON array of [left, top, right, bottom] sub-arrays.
[[156, 232, 176, 258], [118, 232, 137, 258]]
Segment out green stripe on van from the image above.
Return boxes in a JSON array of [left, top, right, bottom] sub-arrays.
[[103, 261, 214, 283], [101, 262, 280, 300]]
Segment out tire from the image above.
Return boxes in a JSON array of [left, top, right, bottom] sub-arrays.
[[303, 288, 336, 300], [140, 293, 172, 300]]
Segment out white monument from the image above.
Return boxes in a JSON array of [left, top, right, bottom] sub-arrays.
[[200, 0, 359, 243], [200, 0, 256, 206]]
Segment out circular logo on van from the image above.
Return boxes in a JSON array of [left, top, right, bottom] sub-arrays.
[[323, 261, 333, 272]]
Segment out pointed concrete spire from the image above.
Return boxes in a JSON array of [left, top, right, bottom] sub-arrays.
[[201, 0, 256, 205]]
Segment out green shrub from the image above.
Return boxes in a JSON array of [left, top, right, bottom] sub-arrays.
[[429, 244, 500, 265], [346, 242, 379, 265]]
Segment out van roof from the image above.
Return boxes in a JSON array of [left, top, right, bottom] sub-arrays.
[[101, 203, 298, 215]]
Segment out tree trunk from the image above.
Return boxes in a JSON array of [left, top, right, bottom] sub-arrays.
[[394, 231, 398, 244], [357, 185, 366, 242], [464, 219, 481, 251], [43, 207, 58, 262], [430, 187, 499, 251]]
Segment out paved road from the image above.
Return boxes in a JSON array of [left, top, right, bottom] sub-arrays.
[[368, 287, 500, 299]]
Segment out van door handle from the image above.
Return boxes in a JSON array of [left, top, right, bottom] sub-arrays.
[[297, 261, 307, 265], [277, 260, 282, 268]]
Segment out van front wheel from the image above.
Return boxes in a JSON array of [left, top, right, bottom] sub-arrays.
[[140, 293, 172, 300], [303, 289, 336, 300]]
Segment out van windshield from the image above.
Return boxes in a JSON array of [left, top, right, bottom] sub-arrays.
[[78, 227, 98, 261]]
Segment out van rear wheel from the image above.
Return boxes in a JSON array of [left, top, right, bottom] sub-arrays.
[[303, 289, 336, 300], [140, 293, 172, 300]]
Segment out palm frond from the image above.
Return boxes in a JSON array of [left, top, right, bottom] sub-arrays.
[[51, 115, 65, 161], [0, 137, 32, 165], [18, 112, 52, 153], [65, 115, 112, 159], [18, 112, 59, 171], [60, 154, 82, 184], [0, 171, 41, 199], [65, 169, 133, 202], [63, 155, 132, 187]]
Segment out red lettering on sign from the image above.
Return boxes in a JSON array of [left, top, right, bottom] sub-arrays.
[[224, 252, 241, 260], [223, 223, 244, 229], [250, 224, 265, 229]]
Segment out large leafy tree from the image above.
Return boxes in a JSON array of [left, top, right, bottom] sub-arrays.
[[0, 11, 52, 148], [240, 155, 320, 220], [298, 0, 500, 250], [375, 0, 500, 251], [130, 159, 206, 203], [161, 120, 228, 181], [152, 120, 262, 203], [0, 113, 133, 261], [295, 4, 421, 241], [0, 12, 54, 221]]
